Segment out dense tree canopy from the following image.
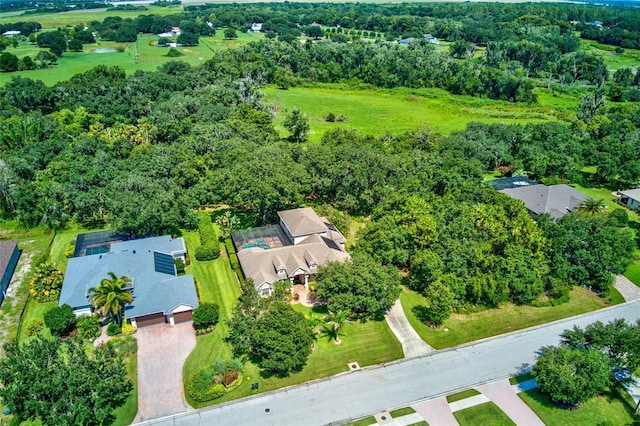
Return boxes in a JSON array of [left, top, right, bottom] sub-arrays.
[[0, 337, 132, 425]]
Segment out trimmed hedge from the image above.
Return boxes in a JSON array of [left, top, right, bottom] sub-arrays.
[[195, 243, 220, 261], [192, 303, 219, 330], [199, 216, 218, 245]]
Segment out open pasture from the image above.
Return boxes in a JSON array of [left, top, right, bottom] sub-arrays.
[[0, 31, 263, 86], [263, 85, 578, 140]]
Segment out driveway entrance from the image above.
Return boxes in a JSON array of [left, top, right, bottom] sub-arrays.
[[133, 321, 196, 423]]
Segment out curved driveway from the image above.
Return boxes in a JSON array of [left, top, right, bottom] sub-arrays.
[[135, 300, 640, 426]]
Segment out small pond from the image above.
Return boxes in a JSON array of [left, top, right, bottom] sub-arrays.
[[92, 47, 120, 53]]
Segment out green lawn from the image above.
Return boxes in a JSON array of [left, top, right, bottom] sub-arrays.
[[581, 39, 640, 72], [625, 262, 640, 287], [390, 407, 416, 418], [519, 385, 638, 425], [112, 352, 138, 426], [182, 224, 240, 407], [447, 389, 481, 403], [0, 31, 264, 87], [342, 416, 377, 426], [262, 85, 571, 141], [183, 212, 402, 408], [400, 286, 615, 349], [453, 402, 515, 426], [0, 5, 183, 28]]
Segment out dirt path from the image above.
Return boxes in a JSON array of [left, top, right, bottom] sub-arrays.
[[0, 247, 35, 353]]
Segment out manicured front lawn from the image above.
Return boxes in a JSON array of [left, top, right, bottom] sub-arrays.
[[400, 286, 614, 349], [181, 226, 240, 407], [212, 311, 403, 406], [625, 262, 640, 287], [453, 402, 515, 426], [519, 385, 638, 425], [182, 215, 403, 408]]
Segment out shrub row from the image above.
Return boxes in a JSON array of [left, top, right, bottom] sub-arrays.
[[199, 215, 218, 245], [195, 215, 220, 261], [224, 238, 241, 270], [195, 244, 219, 261]]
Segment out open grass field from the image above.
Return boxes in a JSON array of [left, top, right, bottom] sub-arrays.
[[580, 39, 640, 72], [520, 384, 638, 425], [0, 31, 263, 87], [263, 84, 578, 140], [400, 285, 617, 350], [453, 402, 515, 426], [0, 5, 184, 28]]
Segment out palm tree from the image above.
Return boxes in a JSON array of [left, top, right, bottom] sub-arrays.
[[88, 272, 133, 326], [577, 197, 607, 216], [323, 311, 347, 345]]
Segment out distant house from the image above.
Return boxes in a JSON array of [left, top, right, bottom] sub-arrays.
[[618, 189, 640, 210], [587, 20, 603, 28], [0, 240, 20, 306], [2, 30, 21, 37], [234, 208, 349, 297], [422, 34, 439, 44], [171, 27, 181, 36], [59, 235, 198, 328], [399, 37, 415, 46], [500, 184, 587, 219], [250, 22, 263, 32]]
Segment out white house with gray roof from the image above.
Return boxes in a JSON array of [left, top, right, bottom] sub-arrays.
[[619, 189, 640, 211], [500, 184, 587, 219], [59, 235, 198, 328], [237, 208, 349, 297]]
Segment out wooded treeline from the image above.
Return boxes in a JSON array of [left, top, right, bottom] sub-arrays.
[[0, 2, 639, 313]]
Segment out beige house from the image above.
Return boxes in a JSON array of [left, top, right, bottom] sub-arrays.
[[236, 208, 349, 297]]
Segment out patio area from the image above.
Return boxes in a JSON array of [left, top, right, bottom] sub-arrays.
[[231, 225, 291, 251]]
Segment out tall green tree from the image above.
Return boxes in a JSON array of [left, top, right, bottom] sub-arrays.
[[283, 108, 310, 143], [533, 345, 611, 408], [0, 337, 132, 425], [316, 254, 400, 321], [88, 272, 134, 326], [251, 301, 314, 375]]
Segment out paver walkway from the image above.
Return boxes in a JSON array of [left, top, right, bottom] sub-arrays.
[[413, 396, 459, 426], [477, 379, 544, 426], [614, 275, 640, 301], [133, 321, 196, 423], [385, 299, 434, 358]]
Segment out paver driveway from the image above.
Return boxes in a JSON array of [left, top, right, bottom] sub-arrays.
[[133, 321, 196, 423]]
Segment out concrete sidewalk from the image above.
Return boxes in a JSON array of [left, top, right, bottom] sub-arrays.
[[385, 299, 434, 358]]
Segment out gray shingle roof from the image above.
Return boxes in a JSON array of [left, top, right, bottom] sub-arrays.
[[59, 236, 197, 317], [500, 184, 587, 219], [278, 208, 328, 237], [0, 240, 18, 278], [620, 188, 640, 202], [238, 234, 349, 289]]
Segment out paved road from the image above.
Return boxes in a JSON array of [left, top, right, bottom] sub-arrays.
[[136, 300, 640, 426]]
